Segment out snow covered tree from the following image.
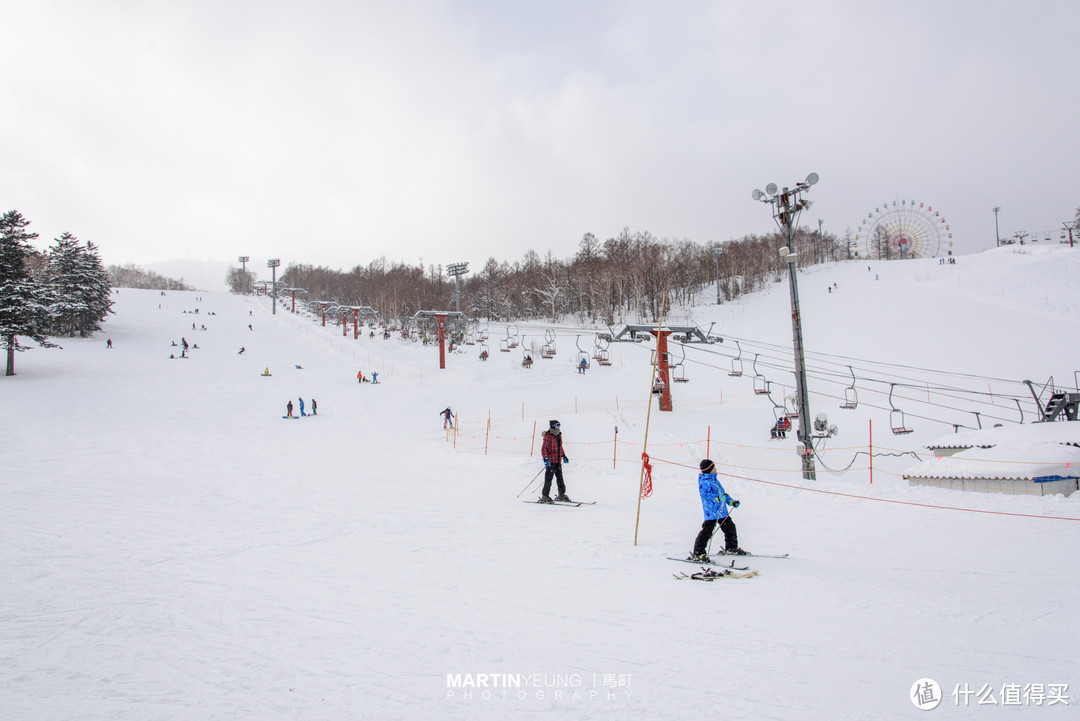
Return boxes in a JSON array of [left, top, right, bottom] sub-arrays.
[[78, 241, 114, 333], [226, 265, 256, 294], [45, 233, 113, 337], [0, 210, 57, 376]]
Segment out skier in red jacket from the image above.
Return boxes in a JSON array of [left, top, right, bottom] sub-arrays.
[[539, 420, 571, 503]]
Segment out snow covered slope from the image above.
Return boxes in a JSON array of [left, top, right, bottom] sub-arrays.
[[3, 246, 1078, 720]]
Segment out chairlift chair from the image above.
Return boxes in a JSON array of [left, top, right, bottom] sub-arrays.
[[728, 340, 744, 377], [840, 365, 858, 409], [670, 344, 689, 382], [752, 354, 769, 395], [574, 336, 589, 369], [888, 383, 913, 434], [541, 329, 556, 358]]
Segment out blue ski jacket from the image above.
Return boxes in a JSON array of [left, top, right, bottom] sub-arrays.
[[698, 472, 734, 520]]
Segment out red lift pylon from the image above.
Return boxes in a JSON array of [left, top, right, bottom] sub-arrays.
[[605, 323, 720, 411]]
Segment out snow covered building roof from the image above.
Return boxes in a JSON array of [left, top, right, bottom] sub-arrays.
[[905, 421, 1080, 495], [925, 422, 1080, 454]]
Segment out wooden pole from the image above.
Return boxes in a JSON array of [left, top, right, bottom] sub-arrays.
[[634, 292, 667, 545], [613, 426, 618, 469]]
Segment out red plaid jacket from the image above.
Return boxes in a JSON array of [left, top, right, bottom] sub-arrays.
[[541, 431, 564, 464]]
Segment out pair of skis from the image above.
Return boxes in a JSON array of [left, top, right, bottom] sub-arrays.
[[523, 499, 596, 508], [674, 568, 760, 581], [667, 551, 788, 581]]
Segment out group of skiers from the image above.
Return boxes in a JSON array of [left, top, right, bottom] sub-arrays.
[[514, 415, 747, 559], [285, 398, 317, 418]]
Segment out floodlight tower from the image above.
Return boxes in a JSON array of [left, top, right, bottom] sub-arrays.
[[446, 262, 469, 314], [752, 173, 819, 480], [712, 247, 722, 304], [238, 256, 250, 294], [267, 259, 280, 315]]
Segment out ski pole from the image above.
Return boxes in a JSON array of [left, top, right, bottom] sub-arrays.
[[516, 467, 546, 498]]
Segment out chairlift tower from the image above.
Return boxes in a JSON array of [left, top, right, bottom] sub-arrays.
[[411, 310, 469, 369], [607, 323, 719, 412], [752, 174, 819, 480]]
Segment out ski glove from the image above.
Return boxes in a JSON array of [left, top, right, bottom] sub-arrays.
[[544, 459, 551, 468], [562, 455, 569, 464], [731, 500, 741, 508]]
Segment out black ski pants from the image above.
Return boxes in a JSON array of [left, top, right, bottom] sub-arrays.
[[542, 464, 566, 497], [693, 516, 738, 556]]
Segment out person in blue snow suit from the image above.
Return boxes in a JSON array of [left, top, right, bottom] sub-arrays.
[[690, 459, 746, 561], [299, 398, 306, 417]]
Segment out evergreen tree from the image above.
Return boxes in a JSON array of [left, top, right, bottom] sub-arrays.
[[45, 234, 113, 337], [0, 211, 57, 376], [45, 233, 89, 337], [75, 240, 113, 335]]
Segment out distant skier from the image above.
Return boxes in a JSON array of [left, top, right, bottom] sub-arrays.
[[689, 459, 746, 562], [286, 401, 294, 418], [311, 398, 317, 416], [299, 398, 306, 417], [106, 338, 112, 348], [440, 407, 454, 429], [238, 347, 245, 354], [539, 420, 571, 503], [371, 371, 378, 384], [579, 357, 587, 374], [357, 370, 364, 384]]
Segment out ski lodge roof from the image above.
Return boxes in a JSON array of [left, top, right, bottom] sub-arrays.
[[906, 421, 1080, 482]]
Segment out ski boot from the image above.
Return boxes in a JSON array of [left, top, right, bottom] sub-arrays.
[[554, 493, 572, 503], [688, 552, 711, 563], [538, 495, 554, 504], [725, 547, 748, 556]]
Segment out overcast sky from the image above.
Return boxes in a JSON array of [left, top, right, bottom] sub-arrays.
[[3, 0, 1077, 274]]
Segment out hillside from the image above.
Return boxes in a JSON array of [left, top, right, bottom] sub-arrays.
[[3, 246, 1078, 720]]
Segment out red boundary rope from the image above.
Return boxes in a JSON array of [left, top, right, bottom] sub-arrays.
[[646, 456, 1080, 522]]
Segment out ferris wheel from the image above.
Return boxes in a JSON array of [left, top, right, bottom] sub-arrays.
[[854, 200, 953, 259]]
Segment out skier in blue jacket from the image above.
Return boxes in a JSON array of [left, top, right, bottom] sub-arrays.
[[690, 459, 747, 561]]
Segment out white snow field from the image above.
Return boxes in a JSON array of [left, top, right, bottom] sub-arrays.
[[3, 245, 1079, 720]]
